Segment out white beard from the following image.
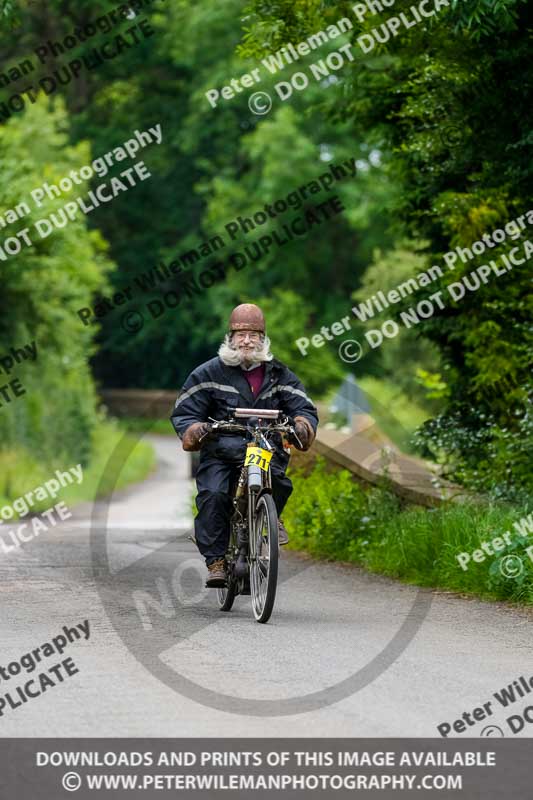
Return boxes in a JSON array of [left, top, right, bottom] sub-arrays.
[[218, 333, 274, 367]]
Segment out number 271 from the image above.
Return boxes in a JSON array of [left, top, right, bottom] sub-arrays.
[[249, 453, 267, 468]]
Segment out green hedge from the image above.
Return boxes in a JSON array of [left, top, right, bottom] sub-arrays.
[[0, 98, 113, 468], [283, 458, 533, 604], [0, 419, 155, 516]]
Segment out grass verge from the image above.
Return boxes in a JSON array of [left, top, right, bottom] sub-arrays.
[[283, 457, 533, 604], [0, 419, 156, 517], [118, 417, 175, 436]]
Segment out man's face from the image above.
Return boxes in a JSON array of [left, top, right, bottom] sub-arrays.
[[231, 329, 262, 359]]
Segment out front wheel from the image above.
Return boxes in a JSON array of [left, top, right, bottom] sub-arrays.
[[250, 493, 279, 623]]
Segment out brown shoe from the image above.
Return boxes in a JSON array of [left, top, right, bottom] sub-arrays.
[[206, 558, 227, 588], [278, 519, 289, 546]]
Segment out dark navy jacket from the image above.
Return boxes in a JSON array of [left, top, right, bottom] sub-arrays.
[[170, 356, 319, 465]]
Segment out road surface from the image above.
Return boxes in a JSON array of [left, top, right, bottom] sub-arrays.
[[0, 434, 531, 737]]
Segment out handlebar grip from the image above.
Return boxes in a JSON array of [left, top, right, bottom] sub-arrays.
[[291, 431, 303, 449], [198, 423, 213, 443]]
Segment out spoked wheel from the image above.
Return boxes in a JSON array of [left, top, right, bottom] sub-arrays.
[[217, 580, 236, 611], [217, 560, 236, 612], [250, 493, 279, 623]]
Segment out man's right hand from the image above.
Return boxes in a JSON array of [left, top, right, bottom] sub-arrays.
[[182, 422, 212, 452]]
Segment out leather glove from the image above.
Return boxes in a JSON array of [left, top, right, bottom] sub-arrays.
[[182, 422, 211, 452], [292, 416, 315, 451]]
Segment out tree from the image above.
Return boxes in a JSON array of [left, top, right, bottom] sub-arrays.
[[0, 97, 112, 465], [237, 0, 533, 496]]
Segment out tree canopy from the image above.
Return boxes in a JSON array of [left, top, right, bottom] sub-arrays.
[[0, 0, 530, 497]]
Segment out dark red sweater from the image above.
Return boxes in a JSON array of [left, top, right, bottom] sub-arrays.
[[241, 363, 265, 397]]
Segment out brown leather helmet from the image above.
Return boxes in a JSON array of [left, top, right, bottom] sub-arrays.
[[228, 303, 265, 333]]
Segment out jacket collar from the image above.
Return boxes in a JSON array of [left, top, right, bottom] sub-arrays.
[[218, 358, 280, 405], [219, 358, 254, 404]]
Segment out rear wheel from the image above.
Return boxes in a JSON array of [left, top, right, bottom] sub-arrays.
[[217, 576, 236, 611], [218, 528, 238, 612], [250, 493, 278, 623]]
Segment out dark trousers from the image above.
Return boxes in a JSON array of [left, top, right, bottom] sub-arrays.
[[194, 455, 293, 566]]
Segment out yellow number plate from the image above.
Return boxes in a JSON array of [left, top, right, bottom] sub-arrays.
[[245, 446, 272, 472]]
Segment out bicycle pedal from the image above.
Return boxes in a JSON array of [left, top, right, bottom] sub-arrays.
[[205, 579, 227, 588]]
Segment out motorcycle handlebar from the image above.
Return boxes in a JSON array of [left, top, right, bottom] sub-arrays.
[[209, 421, 293, 434], [198, 416, 301, 447]]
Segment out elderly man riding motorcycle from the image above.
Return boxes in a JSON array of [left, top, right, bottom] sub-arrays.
[[170, 303, 319, 587]]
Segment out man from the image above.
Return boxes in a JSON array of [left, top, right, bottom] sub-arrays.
[[170, 303, 318, 587]]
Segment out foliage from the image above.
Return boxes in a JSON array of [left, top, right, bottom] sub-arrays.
[[0, 0, 17, 27], [118, 417, 176, 436], [414, 369, 450, 401], [283, 457, 369, 558], [284, 457, 533, 603], [414, 401, 533, 504], [357, 376, 432, 452], [238, 0, 533, 499], [254, 288, 344, 395], [0, 98, 113, 466], [0, 0, 402, 397], [0, 0, 530, 500], [0, 418, 155, 514], [350, 242, 444, 405]]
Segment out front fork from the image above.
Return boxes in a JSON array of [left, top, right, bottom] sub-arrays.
[[248, 462, 273, 560], [234, 463, 269, 576], [232, 465, 254, 577]]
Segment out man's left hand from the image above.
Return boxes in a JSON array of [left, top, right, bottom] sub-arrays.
[[292, 416, 315, 451]]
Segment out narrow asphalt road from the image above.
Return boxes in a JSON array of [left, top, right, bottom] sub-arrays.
[[0, 434, 531, 737]]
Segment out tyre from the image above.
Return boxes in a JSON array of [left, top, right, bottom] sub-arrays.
[[218, 522, 239, 611], [250, 493, 279, 623], [217, 578, 236, 611]]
